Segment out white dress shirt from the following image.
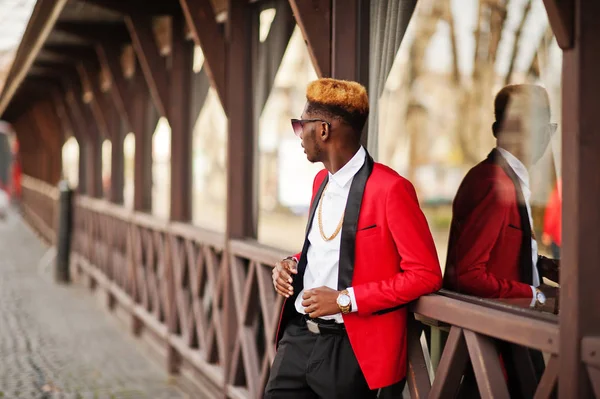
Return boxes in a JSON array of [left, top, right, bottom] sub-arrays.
[[294, 146, 365, 323], [496, 148, 541, 303]]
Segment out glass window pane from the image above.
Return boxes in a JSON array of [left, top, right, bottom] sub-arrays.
[[378, 0, 561, 316]]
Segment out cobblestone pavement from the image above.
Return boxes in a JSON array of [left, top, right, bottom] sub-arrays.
[[0, 210, 189, 399]]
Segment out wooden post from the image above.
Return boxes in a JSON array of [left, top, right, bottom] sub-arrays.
[[109, 97, 125, 204], [131, 70, 153, 212], [331, 0, 369, 147], [224, 0, 259, 391], [169, 16, 194, 222], [559, 1, 600, 397]]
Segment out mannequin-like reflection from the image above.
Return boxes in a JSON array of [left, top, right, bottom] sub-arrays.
[[443, 84, 560, 398]]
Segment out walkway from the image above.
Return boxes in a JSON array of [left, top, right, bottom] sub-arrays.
[[0, 209, 189, 398]]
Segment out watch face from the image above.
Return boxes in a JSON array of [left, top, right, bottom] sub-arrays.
[[537, 291, 546, 304], [337, 294, 351, 307]]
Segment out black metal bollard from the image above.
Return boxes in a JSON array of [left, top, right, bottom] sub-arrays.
[[55, 180, 72, 283]]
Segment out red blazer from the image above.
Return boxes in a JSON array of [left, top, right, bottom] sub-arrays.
[[444, 149, 534, 299], [543, 178, 562, 246], [276, 155, 442, 389]]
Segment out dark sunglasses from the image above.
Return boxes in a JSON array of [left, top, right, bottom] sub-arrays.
[[291, 119, 331, 138]]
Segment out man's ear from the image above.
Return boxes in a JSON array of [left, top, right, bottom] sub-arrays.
[[320, 122, 330, 141], [492, 121, 499, 138]]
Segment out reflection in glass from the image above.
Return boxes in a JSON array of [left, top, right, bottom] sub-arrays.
[[257, 27, 319, 251], [377, 0, 561, 310]]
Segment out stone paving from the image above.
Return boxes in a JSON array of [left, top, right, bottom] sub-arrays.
[[0, 209, 190, 399]]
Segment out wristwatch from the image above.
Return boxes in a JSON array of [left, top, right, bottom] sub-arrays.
[[534, 287, 547, 310], [337, 290, 352, 314]]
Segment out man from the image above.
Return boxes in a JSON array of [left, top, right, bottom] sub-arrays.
[[265, 78, 442, 398], [443, 84, 559, 398], [444, 84, 559, 308]]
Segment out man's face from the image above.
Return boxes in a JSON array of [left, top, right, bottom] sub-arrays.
[[498, 95, 554, 167], [299, 106, 324, 163]]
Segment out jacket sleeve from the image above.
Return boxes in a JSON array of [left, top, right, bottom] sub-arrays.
[[449, 180, 533, 299], [353, 178, 443, 315]]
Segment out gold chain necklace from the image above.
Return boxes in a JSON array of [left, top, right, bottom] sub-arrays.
[[317, 182, 345, 241]]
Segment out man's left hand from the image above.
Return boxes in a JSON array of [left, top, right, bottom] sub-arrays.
[[302, 287, 340, 318]]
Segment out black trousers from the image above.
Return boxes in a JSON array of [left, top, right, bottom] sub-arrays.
[[264, 315, 406, 399]]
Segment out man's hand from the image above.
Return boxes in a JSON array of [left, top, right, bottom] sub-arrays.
[[301, 287, 340, 318], [272, 258, 297, 298], [538, 256, 560, 284], [538, 283, 560, 314]]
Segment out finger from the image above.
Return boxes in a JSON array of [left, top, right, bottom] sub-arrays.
[[275, 287, 289, 298], [278, 269, 292, 283], [302, 290, 312, 300], [276, 281, 293, 296], [304, 304, 317, 315], [277, 276, 293, 291], [301, 298, 312, 307]]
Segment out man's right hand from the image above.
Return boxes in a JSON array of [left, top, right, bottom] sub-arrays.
[[272, 258, 298, 298], [538, 284, 560, 314]]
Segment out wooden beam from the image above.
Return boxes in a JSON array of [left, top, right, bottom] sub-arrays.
[[534, 355, 558, 399], [224, 0, 259, 390], [542, 0, 574, 50], [125, 14, 169, 117], [54, 21, 130, 44], [76, 62, 110, 139], [255, 0, 295, 114], [130, 71, 153, 212], [169, 17, 194, 222], [78, 0, 180, 16], [559, 1, 600, 397], [288, 0, 331, 78], [96, 43, 132, 130], [178, 0, 227, 108], [406, 316, 431, 398], [429, 327, 469, 399], [331, 0, 369, 147], [463, 330, 510, 399], [0, 0, 68, 116], [43, 45, 97, 64]]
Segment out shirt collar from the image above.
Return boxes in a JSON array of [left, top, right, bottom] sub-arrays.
[[496, 146, 530, 188], [328, 146, 366, 188]]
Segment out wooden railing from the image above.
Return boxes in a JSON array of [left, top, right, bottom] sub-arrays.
[[20, 175, 59, 244], [69, 195, 566, 399]]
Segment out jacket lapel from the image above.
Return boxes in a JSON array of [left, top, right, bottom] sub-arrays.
[[488, 149, 533, 284], [337, 153, 375, 290]]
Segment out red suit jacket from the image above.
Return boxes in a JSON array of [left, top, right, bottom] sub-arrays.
[[543, 178, 562, 246], [444, 149, 534, 299], [276, 154, 442, 389]]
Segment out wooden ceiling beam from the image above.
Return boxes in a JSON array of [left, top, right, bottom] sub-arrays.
[[76, 62, 111, 139], [54, 21, 130, 44], [77, 0, 180, 15], [288, 0, 332, 78], [179, 0, 227, 107], [542, 0, 574, 49], [96, 43, 132, 130], [42, 44, 97, 64], [124, 14, 169, 117]]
